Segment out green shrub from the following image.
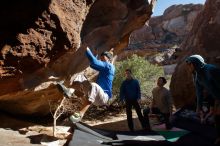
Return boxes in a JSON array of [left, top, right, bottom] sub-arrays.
[[113, 54, 164, 99]]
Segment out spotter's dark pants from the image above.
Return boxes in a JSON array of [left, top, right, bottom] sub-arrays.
[[125, 99, 149, 131], [143, 107, 172, 130]]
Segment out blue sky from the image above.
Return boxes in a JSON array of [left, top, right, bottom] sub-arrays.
[[152, 0, 206, 16]]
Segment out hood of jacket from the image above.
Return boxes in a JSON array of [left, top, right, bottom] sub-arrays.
[[185, 54, 206, 72]]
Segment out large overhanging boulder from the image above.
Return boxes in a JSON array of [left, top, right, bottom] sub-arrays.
[[170, 0, 220, 108], [0, 0, 156, 115]]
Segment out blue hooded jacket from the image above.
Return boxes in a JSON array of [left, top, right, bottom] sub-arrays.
[[186, 55, 220, 109], [86, 48, 115, 98]]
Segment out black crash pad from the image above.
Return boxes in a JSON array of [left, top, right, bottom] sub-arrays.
[[68, 122, 171, 146]]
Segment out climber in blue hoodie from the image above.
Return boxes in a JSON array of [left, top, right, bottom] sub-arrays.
[[69, 47, 115, 122], [56, 46, 115, 123], [185, 54, 220, 144]]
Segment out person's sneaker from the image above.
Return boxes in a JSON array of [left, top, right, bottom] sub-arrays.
[[56, 82, 74, 98], [69, 112, 82, 123]]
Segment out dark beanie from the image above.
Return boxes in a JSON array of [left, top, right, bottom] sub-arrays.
[[101, 49, 114, 59]]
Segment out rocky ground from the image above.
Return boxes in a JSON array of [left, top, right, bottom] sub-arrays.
[[0, 113, 69, 146], [0, 110, 144, 146]]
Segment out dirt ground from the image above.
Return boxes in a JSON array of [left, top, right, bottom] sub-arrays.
[[0, 110, 143, 146], [84, 111, 144, 131]]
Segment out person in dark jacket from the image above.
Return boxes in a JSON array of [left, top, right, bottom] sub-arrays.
[[120, 69, 149, 131], [185, 54, 220, 144]]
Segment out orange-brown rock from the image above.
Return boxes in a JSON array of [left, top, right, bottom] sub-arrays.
[[130, 4, 203, 46], [0, 0, 156, 115], [122, 4, 203, 64], [170, 0, 220, 108]]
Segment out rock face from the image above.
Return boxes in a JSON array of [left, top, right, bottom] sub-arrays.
[[130, 4, 203, 45], [0, 0, 156, 115], [121, 4, 203, 64], [170, 0, 220, 108]]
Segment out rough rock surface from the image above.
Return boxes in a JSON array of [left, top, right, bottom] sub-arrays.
[[120, 4, 203, 64], [0, 0, 156, 115], [170, 0, 220, 108], [130, 4, 203, 44]]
